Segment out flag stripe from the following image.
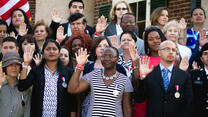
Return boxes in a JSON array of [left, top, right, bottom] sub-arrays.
[[0, 0, 31, 25], [1, 0, 30, 20], [0, 0, 10, 8], [0, 0, 20, 15]]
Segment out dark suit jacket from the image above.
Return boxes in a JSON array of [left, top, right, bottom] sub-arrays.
[[104, 22, 139, 37], [18, 63, 77, 117], [134, 65, 193, 117], [190, 68, 208, 117]]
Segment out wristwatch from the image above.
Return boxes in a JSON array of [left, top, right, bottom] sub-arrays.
[[22, 62, 31, 69]]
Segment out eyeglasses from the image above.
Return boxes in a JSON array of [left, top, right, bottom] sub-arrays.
[[101, 55, 117, 60], [72, 5, 84, 9], [116, 7, 127, 11], [160, 47, 177, 52]]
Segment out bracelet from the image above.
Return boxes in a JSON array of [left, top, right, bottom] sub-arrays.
[[139, 74, 146, 80], [75, 67, 84, 71], [22, 62, 31, 70], [56, 40, 62, 44], [94, 32, 101, 36], [76, 64, 84, 69], [132, 64, 138, 70]]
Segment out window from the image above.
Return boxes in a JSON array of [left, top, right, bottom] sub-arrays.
[[130, 0, 147, 38]]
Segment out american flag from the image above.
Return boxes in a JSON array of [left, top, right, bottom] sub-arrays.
[[0, 0, 31, 25]]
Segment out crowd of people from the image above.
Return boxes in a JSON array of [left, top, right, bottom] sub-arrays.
[[0, 0, 208, 117]]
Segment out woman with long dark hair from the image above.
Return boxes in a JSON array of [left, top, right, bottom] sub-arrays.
[[18, 34, 40, 66], [8, 9, 32, 42], [18, 39, 76, 117]]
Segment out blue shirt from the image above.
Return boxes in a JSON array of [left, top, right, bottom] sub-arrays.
[[159, 63, 174, 81], [67, 23, 72, 37]]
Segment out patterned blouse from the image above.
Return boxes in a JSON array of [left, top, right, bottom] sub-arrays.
[[118, 55, 133, 80], [42, 68, 59, 117], [186, 28, 208, 51]]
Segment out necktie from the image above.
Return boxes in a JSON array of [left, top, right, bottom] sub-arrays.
[[162, 68, 170, 91]]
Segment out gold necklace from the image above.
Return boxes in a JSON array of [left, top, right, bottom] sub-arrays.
[[45, 64, 57, 74]]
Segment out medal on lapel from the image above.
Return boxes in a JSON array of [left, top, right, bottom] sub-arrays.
[[62, 77, 67, 88], [174, 85, 180, 98], [113, 84, 120, 97], [21, 94, 25, 106]]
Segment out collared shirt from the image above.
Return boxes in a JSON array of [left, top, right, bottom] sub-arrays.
[[0, 79, 31, 117], [159, 63, 174, 81], [204, 67, 208, 79], [67, 23, 72, 37]]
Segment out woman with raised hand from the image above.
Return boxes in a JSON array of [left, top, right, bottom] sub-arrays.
[[64, 32, 92, 69], [132, 26, 166, 117], [115, 31, 138, 80], [18, 39, 76, 117], [68, 47, 133, 117], [8, 9, 32, 42], [163, 20, 191, 60], [19, 34, 41, 66], [95, 1, 138, 37], [81, 36, 126, 117], [0, 52, 31, 117], [186, 7, 208, 67]]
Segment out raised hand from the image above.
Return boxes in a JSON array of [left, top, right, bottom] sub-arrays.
[[95, 15, 108, 34], [19, 23, 28, 36], [33, 53, 42, 65], [139, 56, 154, 78], [129, 43, 139, 62], [199, 28, 208, 47], [0, 66, 6, 86], [179, 18, 187, 30], [56, 26, 67, 42], [75, 48, 89, 66], [9, 31, 16, 38], [179, 56, 189, 71], [51, 8, 62, 23], [111, 35, 120, 50], [192, 61, 200, 70], [23, 45, 34, 65]]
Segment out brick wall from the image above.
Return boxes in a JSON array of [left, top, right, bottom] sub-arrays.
[[94, 0, 112, 24], [28, 0, 36, 25], [168, 0, 191, 26]]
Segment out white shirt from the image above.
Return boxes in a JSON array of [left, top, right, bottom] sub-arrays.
[[177, 44, 192, 60]]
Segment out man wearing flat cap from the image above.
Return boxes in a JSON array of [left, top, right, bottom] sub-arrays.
[[0, 52, 31, 117], [190, 43, 208, 117]]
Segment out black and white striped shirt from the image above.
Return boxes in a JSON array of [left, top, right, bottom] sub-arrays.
[[83, 69, 133, 117]]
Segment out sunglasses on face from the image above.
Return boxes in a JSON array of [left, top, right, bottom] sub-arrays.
[[116, 7, 127, 11]]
